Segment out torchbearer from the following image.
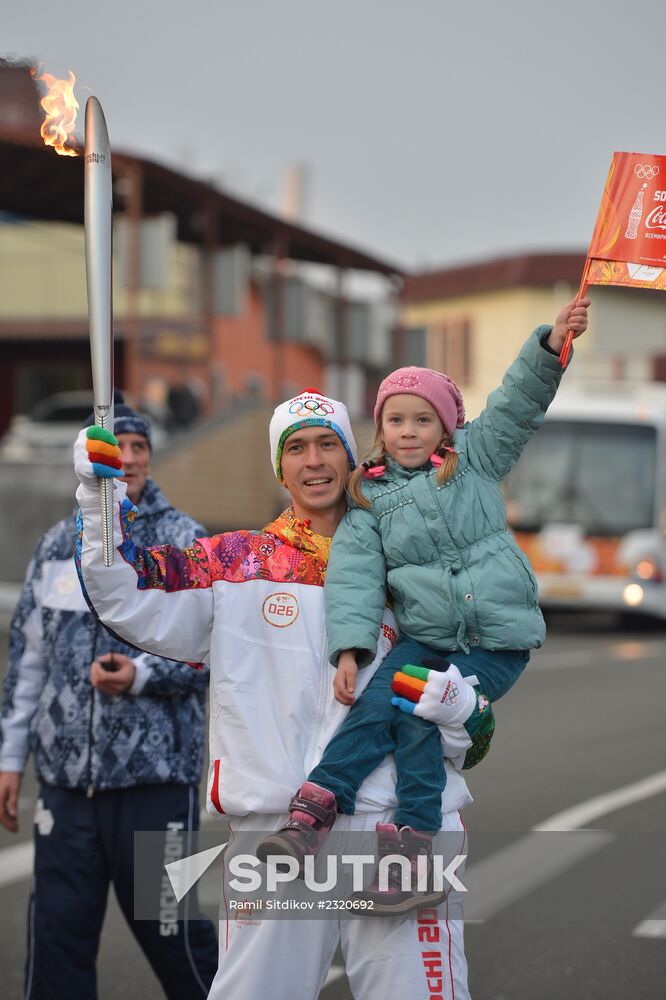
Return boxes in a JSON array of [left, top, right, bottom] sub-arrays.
[[73, 386, 477, 999], [84, 96, 115, 565]]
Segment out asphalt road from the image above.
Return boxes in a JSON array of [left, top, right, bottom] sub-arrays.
[[1, 613, 665, 999]]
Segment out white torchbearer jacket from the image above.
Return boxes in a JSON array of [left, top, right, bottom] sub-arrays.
[[76, 478, 472, 820]]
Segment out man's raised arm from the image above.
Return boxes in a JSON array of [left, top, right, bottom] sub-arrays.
[[74, 427, 214, 664]]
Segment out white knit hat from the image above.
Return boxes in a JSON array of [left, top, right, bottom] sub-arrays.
[[269, 388, 358, 481]]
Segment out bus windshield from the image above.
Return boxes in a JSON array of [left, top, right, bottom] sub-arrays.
[[504, 421, 656, 536]]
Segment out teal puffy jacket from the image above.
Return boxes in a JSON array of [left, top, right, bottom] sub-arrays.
[[325, 327, 567, 666]]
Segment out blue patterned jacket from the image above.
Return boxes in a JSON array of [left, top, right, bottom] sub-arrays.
[[0, 480, 208, 791]]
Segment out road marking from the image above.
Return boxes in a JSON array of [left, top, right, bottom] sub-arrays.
[[464, 830, 612, 922], [465, 770, 666, 924], [633, 899, 666, 939], [0, 812, 227, 887], [533, 770, 666, 832], [323, 965, 346, 987], [0, 840, 33, 888], [634, 920, 666, 938]]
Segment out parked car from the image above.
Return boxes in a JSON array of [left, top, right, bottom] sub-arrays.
[[0, 391, 166, 462]]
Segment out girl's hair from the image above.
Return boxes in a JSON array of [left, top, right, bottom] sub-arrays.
[[347, 426, 459, 510]]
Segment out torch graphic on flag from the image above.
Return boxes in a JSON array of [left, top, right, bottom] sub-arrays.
[[84, 97, 115, 566]]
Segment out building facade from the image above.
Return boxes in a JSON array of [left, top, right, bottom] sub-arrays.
[[0, 64, 402, 436], [401, 252, 666, 418]]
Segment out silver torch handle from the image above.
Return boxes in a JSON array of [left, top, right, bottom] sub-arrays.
[[84, 97, 115, 566]]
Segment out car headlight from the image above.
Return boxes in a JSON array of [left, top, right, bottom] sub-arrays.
[[623, 584, 644, 607]]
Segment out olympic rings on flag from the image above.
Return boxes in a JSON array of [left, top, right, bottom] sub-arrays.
[[634, 164, 659, 180], [288, 398, 335, 417]]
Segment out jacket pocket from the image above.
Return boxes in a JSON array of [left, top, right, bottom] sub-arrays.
[[504, 544, 539, 607]]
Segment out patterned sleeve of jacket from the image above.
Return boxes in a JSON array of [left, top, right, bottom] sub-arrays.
[[126, 508, 211, 698], [76, 479, 215, 664], [0, 535, 49, 773], [129, 652, 209, 698], [325, 506, 387, 669], [463, 326, 568, 482]]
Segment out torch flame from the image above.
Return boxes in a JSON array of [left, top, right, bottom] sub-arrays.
[[33, 69, 79, 156]]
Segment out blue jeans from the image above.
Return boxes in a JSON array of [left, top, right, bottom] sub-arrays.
[[308, 637, 529, 830]]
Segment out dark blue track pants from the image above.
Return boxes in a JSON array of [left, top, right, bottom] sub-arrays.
[[25, 783, 218, 1000]]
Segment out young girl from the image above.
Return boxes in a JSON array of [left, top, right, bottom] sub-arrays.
[[258, 300, 589, 913]]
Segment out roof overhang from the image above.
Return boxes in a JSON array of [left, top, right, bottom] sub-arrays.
[[0, 137, 403, 278]]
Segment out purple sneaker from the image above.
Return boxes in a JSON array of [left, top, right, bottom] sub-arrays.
[[350, 824, 449, 915], [256, 782, 337, 872]]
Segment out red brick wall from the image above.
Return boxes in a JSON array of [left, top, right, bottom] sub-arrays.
[[213, 284, 323, 399]]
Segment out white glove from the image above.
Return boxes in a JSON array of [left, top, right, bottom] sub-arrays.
[[74, 427, 123, 490], [391, 662, 478, 727]]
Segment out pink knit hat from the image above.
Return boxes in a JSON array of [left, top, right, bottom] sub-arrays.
[[373, 367, 465, 435]]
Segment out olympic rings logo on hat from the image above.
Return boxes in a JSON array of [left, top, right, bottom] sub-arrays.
[[288, 398, 335, 417], [634, 164, 659, 180]]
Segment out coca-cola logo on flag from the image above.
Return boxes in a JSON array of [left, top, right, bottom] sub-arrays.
[[645, 198, 666, 232]]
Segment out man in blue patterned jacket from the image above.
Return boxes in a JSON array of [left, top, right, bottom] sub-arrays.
[[0, 404, 218, 1000]]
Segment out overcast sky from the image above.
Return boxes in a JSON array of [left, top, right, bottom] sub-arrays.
[[4, 0, 665, 270]]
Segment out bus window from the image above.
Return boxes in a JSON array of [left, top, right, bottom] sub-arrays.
[[505, 422, 656, 536]]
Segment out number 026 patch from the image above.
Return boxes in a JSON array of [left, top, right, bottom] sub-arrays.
[[262, 592, 299, 627]]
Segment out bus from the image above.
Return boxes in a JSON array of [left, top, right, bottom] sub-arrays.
[[504, 383, 666, 619]]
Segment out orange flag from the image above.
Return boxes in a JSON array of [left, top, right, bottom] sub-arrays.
[[586, 151, 666, 290], [560, 151, 666, 364]]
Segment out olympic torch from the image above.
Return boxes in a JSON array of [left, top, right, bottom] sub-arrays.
[[84, 97, 115, 566]]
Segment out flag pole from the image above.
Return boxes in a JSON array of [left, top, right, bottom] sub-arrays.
[[559, 257, 591, 367]]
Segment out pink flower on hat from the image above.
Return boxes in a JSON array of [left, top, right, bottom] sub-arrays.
[[388, 372, 423, 390], [374, 367, 465, 435]]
